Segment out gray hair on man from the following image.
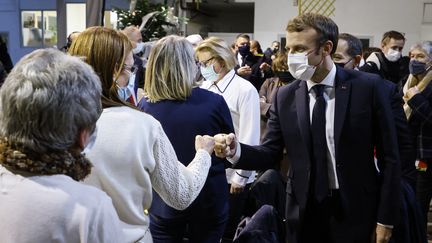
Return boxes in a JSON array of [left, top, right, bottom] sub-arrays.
[[0, 48, 102, 153]]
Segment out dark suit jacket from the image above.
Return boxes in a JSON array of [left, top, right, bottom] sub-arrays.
[[232, 66, 401, 243], [235, 52, 271, 91]]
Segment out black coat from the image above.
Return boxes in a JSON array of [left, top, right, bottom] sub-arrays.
[[232, 66, 401, 243]]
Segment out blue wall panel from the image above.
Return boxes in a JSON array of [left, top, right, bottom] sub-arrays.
[[20, 0, 56, 10], [0, 0, 131, 63]]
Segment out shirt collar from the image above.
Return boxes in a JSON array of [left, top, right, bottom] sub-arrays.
[[213, 69, 236, 91], [306, 63, 336, 92]]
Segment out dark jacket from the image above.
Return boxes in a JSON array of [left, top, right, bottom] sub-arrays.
[[233, 66, 401, 243], [407, 80, 432, 160], [138, 88, 234, 227], [133, 54, 144, 95], [360, 52, 409, 86], [0, 38, 13, 73], [233, 205, 285, 243], [235, 52, 272, 91]]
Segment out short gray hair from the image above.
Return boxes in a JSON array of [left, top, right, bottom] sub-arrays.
[[144, 35, 198, 102], [0, 48, 102, 153], [410, 41, 432, 59]]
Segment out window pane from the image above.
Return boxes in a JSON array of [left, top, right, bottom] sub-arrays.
[[43, 11, 57, 47], [22, 11, 43, 47]]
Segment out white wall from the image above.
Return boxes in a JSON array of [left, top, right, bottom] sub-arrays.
[[253, 0, 428, 54], [333, 0, 422, 54], [66, 3, 86, 35], [208, 32, 253, 47], [253, 0, 297, 50]]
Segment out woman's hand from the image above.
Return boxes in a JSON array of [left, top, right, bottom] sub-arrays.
[[195, 135, 215, 155]]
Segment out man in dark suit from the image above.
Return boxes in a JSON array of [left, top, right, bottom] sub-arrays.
[[214, 13, 400, 243], [234, 34, 271, 91]]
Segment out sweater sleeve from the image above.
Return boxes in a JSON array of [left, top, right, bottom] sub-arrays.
[[150, 125, 211, 210]]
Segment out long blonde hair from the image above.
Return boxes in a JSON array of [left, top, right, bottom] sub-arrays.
[[69, 26, 133, 108]]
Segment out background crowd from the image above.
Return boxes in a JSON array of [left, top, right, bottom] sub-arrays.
[[0, 12, 431, 243]]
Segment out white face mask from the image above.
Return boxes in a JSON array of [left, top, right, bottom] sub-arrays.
[[133, 42, 145, 54], [200, 64, 219, 82], [287, 52, 318, 81], [81, 127, 98, 155], [384, 49, 401, 62]]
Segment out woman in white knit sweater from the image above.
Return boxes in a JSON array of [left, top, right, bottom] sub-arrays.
[[69, 27, 215, 243]]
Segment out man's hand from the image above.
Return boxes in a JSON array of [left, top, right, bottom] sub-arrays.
[[213, 133, 237, 158], [237, 65, 252, 76], [373, 224, 392, 243], [260, 62, 271, 72], [230, 182, 245, 194]]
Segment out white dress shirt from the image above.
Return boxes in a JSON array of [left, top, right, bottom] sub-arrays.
[[201, 69, 260, 185]]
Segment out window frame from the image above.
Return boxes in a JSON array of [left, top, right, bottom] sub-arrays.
[[20, 9, 57, 48]]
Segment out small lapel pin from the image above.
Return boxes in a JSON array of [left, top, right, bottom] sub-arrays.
[[341, 85, 347, 90]]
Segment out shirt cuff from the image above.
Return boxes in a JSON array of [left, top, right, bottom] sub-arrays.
[[377, 223, 394, 229], [227, 140, 241, 164], [230, 172, 249, 186]]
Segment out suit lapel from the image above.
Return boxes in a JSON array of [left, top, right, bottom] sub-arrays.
[[295, 81, 312, 155], [334, 68, 351, 157]]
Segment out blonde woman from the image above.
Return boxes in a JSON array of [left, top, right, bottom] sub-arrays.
[[138, 35, 234, 243], [69, 27, 215, 243], [195, 36, 260, 241]]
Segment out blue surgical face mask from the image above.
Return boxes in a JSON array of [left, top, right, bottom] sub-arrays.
[[200, 64, 219, 82], [117, 70, 135, 101], [117, 86, 131, 101], [81, 127, 98, 155], [409, 60, 427, 76], [133, 42, 145, 54]]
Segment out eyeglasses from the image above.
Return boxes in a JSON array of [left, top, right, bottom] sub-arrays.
[[197, 57, 215, 68], [123, 64, 138, 75]]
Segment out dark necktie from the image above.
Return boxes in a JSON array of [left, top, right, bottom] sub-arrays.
[[311, 84, 329, 202]]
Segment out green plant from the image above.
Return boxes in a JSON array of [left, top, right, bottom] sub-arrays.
[[113, 0, 178, 41]]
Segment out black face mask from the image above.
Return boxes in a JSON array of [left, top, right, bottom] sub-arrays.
[[409, 60, 428, 76], [334, 59, 352, 69], [238, 45, 251, 57]]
